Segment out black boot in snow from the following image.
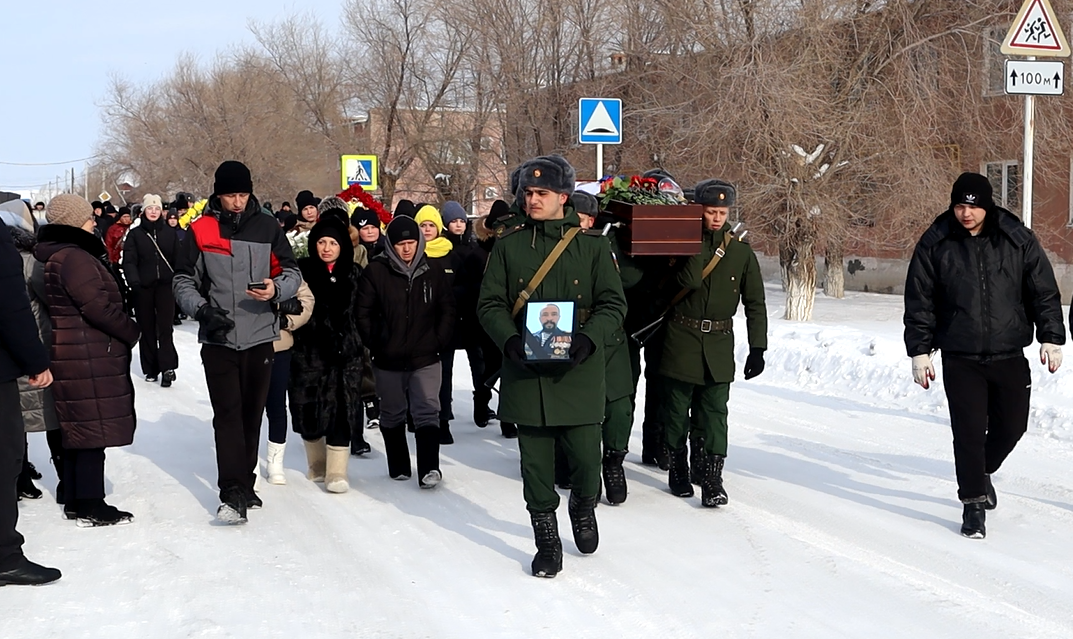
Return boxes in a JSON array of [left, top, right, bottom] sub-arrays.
[[351, 422, 371, 456], [961, 501, 986, 539], [500, 422, 518, 439], [529, 511, 563, 578], [364, 397, 380, 429], [17, 467, 42, 501], [416, 426, 441, 489], [439, 420, 454, 445], [701, 454, 729, 507], [602, 449, 628, 505], [161, 370, 176, 388], [381, 425, 412, 480], [689, 437, 705, 485], [567, 492, 599, 554], [26, 460, 42, 481], [75, 499, 134, 527], [984, 475, 997, 510], [216, 487, 247, 525], [473, 388, 492, 428], [668, 447, 694, 498]]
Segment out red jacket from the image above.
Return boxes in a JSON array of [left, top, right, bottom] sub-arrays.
[[104, 221, 130, 264]]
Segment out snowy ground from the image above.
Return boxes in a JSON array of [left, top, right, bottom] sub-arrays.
[[5, 284, 1073, 638]]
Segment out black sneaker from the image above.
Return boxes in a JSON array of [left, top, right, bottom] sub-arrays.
[[439, 420, 454, 445], [217, 487, 248, 525], [351, 439, 371, 456], [961, 502, 986, 539], [161, 370, 176, 388], [26, 461, 42, 480], [245, 487, 263, 510], [75, 500, 134, 528], [501, 422, 518, 439], [145, 374, 158, 383], [17, 472, 42, 501]]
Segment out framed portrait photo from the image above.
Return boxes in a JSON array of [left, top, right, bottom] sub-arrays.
[[522, 301, 575, 361]]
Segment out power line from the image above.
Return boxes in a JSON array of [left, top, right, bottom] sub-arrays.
[[0, 155, 99, 166]]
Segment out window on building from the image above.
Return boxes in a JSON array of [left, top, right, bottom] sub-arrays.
[[983, 26, 1006, 96], [984, 160, 1020, 213], [910, 44, 940, 94]]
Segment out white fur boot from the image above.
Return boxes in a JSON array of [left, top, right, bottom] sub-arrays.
[[266, 441, 287, 485], [325, 445, 350, 494]]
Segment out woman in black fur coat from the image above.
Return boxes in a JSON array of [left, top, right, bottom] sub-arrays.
[[288, 216, 365, 493]]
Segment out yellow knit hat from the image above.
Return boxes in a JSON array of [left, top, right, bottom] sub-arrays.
[[414, 205, 444, 234]]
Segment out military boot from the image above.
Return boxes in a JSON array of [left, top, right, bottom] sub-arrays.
[[530, 511, 563, 578], [961, 501, 986, 539], [601, 449, 628, 505], [689, 436, 705, 485], [668, 447, 694, 498], [567, 493, 599, 554], [701, 454, 729, 507]]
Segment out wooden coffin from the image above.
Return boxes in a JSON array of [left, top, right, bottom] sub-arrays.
[[605, 201, 703, 256]]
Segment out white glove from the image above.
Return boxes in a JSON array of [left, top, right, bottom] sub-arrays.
[[1040, 343, 1062, 373], [911, 354, 935, 389]]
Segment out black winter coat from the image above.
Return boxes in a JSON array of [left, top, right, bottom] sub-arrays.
[[357, 253, 455, 372], [289, 256, 364, 440], [0, 220, 49, 383], [904, 207, 1066, 359], [445, 232, 488, 349], [122, 215, 181, 289]]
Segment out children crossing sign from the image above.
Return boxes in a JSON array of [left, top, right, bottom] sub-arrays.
[[341, 155, 378, 191], [1002, 0, 1070, 57], [578, 98, 622, 145]]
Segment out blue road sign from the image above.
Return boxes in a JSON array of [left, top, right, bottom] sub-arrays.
[[578, 98, 622, 145]]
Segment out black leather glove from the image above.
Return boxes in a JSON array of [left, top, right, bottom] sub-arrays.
[[504, 335, 527, 363], [195, 305, 236, 343], [276, 297, 303, 316], [743, 347, 766, 380], [568, 334, 595, 369]]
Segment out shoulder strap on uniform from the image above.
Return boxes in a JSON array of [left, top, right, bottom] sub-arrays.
[[667, 231, 730, 308], [511, 226, 582, 319]]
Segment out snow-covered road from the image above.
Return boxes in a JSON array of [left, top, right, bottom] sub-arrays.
[[5, 285, 1073, 638]]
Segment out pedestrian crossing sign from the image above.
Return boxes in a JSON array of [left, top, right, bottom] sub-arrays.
[[578, 98, 622, 145], [341, 155, 379, 191], [1002, 0, 1070, 57]]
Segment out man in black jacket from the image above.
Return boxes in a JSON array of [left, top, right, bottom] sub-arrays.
[[0, 220, 60, 586], [356, 216, 455, 488], [124, 194, 181, 386], [903, 172, 1065, 540]]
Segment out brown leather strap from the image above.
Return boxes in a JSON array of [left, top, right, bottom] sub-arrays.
[[511, 227, 583, 319], [667, 232, 730, 308]]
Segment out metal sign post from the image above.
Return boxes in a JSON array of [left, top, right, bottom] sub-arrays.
[[596, 144, 604, 183], [578, 98, 622, 181], [1001, 0, 1071, 229]]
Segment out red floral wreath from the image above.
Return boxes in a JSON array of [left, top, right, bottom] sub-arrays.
[[336, 183, 393, 226]]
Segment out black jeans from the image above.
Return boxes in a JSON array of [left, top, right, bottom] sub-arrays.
[[942, 355, 1031, 502], [136, 283, 179, 377], [265, 350, 291, 445], [0, 381, 24, 570], [63, 448, 106, 501], [438, 344, 491, 422], [201, 343, 274, 497]]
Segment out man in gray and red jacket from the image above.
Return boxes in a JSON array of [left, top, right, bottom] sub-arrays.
[[173, 160, 301, 524]]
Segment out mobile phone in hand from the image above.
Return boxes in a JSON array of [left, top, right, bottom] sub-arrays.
[[247, 281, 268, 291]]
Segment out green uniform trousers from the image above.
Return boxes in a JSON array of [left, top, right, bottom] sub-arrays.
[[518, 424, 602, 512], [603, 396, 633, 451], [660, 375, 731, 455]]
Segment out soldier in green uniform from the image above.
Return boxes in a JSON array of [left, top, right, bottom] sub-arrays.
[[478, 156, 627, 578], [574, 191, 643, 505], [656, 179, 767, 507]]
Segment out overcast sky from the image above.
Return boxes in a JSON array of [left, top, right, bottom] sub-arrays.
[[2, 0, 342, 197]]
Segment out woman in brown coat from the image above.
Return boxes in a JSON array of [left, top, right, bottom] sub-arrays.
[[34, 195, 141, 527]]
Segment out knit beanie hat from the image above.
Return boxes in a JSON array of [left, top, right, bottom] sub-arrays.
[[142, 193, 163, 210], [296, 190, 320, 211], [387, 216, 421, 245], [351, 208, 378, 229], [441, 201, 467, 226], [45, 194, 94, 228], [309, 218, 354, 263], [414, 205, 444, 234], [213, 160, 253, 196], [950, 172, 994, 210], [393, 199, 417, 219]]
